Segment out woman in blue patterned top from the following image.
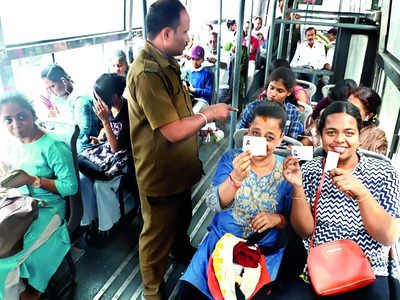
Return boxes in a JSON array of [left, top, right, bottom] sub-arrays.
[[276, 101, 400, 300], [179, 101, 293, 299]]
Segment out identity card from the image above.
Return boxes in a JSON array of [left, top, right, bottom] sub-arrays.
[[242, 136, 267, 156], [324, 151, 339, 173], [291, 146, 313, 161]]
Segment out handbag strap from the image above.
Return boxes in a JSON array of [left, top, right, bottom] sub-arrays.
[[309, 158, 326, 249]]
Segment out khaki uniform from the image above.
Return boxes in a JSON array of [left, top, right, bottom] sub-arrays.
[[127, 41, 202, 300]]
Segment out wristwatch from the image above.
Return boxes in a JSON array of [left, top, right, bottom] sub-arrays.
[[32, 176, 41, 188]]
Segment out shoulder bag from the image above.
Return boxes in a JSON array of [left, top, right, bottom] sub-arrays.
[[306, 160, 376, 296]]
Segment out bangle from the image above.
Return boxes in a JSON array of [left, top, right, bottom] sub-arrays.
[[276, 214, 285, 229], [197, 113, 208, 125], [228, 174, 241, 189]]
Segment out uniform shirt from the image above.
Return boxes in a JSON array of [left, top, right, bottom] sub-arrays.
[[290, 40, 327, 70], [237, 99, 302, 140], [126, 41, 202, 196], [302, 153, 400, 276]]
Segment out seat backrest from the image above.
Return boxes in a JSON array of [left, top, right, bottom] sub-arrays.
[[313, 146, 391, 163], [233, 128, 302, 151], [40, 120, 83, 237], [297, 102, 313, 130], [297, 80, 317, 99], [322, 84, 335, 98]]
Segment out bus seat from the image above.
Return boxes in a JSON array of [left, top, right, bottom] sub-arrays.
[[297, 102, 313, 130], [296, 80, 317, 99], [322, 84, 335, 98], [313, 146, 391, 163], [40, 120, 83, 237]]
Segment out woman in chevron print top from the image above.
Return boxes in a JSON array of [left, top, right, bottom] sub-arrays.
[[275, 101, 400, 300]]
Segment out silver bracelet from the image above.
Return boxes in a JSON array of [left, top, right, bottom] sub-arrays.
[[197, 113, 208, 125]]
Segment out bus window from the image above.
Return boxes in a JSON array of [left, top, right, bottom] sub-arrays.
[[379, 76, 400, 150], [344, 34, 369, 85], [53, 45, 105, 94], [387, 0, 400, 60]]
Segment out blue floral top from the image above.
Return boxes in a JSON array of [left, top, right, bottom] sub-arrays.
[[181, 149, 293, 299]]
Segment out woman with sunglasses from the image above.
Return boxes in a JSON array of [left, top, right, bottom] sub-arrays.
[[41, 64, 101, 153]]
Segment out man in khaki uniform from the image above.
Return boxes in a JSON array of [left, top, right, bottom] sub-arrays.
[[126, 1, 236, 299]]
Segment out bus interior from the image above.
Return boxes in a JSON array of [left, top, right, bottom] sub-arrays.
[[0, 0, 400, 299]]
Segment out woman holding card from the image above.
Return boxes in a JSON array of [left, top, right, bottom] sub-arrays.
[[276, 101, 400, 299], [179, 101, 293, 299]]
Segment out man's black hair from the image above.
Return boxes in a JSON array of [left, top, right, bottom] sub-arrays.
[[146, 0, 186, 40], [227, 19, 236, 30], [305, 27, 316, 35], [328, 28, 337, 36]]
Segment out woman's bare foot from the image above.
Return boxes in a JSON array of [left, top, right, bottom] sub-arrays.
[[20, 285, 41, 300]]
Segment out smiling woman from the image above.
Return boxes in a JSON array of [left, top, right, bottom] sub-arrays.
[[277, 101, 400, 299]]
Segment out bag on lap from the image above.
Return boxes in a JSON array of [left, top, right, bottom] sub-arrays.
[[0, 189, 39, 258], [78, 142, 129, 180], [306, 161, 375, 296]]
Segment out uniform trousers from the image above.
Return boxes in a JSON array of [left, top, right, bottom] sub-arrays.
[[139, 189, 192, 300]]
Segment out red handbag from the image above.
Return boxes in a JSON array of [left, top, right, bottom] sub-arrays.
[[306, 162, 376, 296]]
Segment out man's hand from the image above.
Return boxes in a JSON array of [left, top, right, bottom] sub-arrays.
[[188, 84, 196, 94], [202, 103, 238, 122]]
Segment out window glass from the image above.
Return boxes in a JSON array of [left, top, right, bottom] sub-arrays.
[[387, 1, 400, 60], [53, 45, 105, 96], [344, 34, 368, 85], [0, 0, 125, 46], [11, 54, 54, 120], [379, 76, 400, 149]]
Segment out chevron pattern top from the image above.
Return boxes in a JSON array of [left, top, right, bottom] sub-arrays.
[[301, 152, 400, 276]]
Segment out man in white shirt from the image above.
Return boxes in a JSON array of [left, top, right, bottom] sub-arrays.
[[290, 27, 327, 70], [206, 32, 231, 103]]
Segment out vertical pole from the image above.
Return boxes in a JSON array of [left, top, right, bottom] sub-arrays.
[[214, 0, 223, 104], [264, 0, 279, 86], [229, 0, 246, 149], [0, 16, 15, 92], [142, 0, 147, 41], [277, 0, 288, 58], [245, 0, 254, 94], [338, 0, 343, 22], [286, 0, 299, 61]]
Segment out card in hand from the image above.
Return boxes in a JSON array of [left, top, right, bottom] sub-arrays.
[[242, 136, 267, 156], [291, 146, 313, 161], [324, 151, 339, 173]]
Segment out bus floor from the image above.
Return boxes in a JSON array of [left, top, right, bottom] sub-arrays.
[[64, 134, 230, 300]]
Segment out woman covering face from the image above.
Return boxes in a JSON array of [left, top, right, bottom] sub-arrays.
[[278, 101, 400, 300]]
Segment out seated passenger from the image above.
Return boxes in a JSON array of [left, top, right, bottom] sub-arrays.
[[348, 87, 388, 155], [277, 101, 400, 300], [179, 101, 293, 299], [239, 67, 302, 140], [258, 59, 310, 107], [290, 27, 327, 81], [0, 92, 78, 300], [110, 49, 129, 77], [188, 45, 214, 104], [301, 79, 356, 147], [80, 73, 135, 243], [41, 64, 101, 153]]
